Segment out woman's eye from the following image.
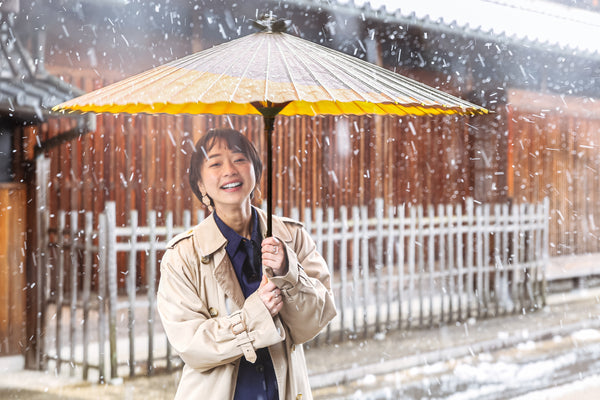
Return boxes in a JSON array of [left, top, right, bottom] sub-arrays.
[[209, 162, 220, 168]]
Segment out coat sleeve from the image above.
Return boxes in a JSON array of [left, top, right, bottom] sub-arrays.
[[266, 224, 337, 344], [157, 245, 285, 372]]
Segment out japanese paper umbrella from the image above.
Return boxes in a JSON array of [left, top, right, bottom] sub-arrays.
[[54, 15, 487, 236]]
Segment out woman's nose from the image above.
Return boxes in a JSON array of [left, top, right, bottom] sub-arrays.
[[222, 159, 237, 175]]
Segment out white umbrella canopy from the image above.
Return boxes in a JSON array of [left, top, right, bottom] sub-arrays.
[[54, 15, 487, 234]]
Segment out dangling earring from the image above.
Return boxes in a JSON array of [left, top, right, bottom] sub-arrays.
[[253, 187, 262, 205], [200, 192, 213, 210]]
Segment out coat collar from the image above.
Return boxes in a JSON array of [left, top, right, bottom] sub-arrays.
[[256, 207, 293, 243], [190, 207, 295, 310], [191, 207, 293, 259]]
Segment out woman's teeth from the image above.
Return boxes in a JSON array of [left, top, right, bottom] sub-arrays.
[[222, 182, 242, 189]]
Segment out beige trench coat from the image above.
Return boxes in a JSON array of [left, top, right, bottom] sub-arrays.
[[157, 208, 337, 400]]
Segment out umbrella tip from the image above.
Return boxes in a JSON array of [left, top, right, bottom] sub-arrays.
[[251, 12, 290, 33]]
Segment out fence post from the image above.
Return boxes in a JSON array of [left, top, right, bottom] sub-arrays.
[[407, 205, 416, 329], [385, 204, 395, 329], [325, 207, 334, 342], [98, 211, 107, 383], [82, 212, 93, 380], [127, 210, 138, 377], [147, 211, 157, 376], [397, 204, 405, 329], [69, 211, 79, 375], [446, 203, 455, 323], [339, 205, 348, 341], [466, 198, 474, 318], [427, 204, 435, 328], [417, 204, 424, 327], [541, 197, 550, 306], [351, 206, 360, 335], [165, 211, 174, 371], [360, 205, 369, 337], [34, 154, 50, 370], [105, 202, 118, 381], [475, 203, 484, 317], [438, 204, 446, 324], [56, 211, 66, 374], [455, 203, 464, 321], [375, 198, 384, 333]]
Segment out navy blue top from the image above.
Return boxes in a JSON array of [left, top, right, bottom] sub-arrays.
[[214, 209, 279, 400]]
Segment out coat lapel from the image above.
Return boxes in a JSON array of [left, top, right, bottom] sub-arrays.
[[213, 255, 246, 309], [191, 213, 246, 309]]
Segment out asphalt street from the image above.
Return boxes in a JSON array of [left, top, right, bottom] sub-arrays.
[[1, 287, 600, 399]]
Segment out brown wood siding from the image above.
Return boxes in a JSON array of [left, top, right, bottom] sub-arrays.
[[508, 90, 600, 257], [0, 183, 27, 356]]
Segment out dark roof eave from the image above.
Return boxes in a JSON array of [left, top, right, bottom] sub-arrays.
[[275, 0, 600, 61], [0, 102, 95, 130]]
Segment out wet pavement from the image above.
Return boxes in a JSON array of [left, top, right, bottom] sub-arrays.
[[1, 287, 600, 399]]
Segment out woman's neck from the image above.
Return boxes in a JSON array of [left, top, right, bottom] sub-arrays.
[[215, 202, 253, 238]]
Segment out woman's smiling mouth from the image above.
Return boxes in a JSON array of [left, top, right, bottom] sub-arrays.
[[221, 182, 242, 190]]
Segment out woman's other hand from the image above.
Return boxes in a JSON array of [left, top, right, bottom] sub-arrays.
[[258, 275, 283, 317], [261, 237, 288, 276]]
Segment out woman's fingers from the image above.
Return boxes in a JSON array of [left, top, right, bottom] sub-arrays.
[[258, 280, 283, 316], [261, 237, 286, 276]]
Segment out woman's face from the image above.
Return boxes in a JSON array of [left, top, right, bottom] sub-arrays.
[[198, 138, 256, 212]]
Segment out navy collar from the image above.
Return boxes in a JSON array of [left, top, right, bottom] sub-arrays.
[[213, 208, 261, 256]]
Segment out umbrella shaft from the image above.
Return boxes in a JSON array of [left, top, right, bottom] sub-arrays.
[[264, 115, 275, 237]]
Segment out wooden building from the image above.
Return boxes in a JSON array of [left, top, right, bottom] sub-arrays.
[[3, 0, 600, 364]]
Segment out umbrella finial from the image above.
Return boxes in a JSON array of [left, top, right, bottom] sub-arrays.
[[251, 12, 290, 33]]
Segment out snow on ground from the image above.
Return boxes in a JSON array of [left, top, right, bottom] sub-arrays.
[[511, 374, 600, 400]]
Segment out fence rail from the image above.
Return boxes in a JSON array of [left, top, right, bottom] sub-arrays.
[[39, 198, 549, 382]]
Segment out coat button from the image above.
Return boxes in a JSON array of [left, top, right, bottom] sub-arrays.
[[291, 344, 296, 352], [201, 256, 210, 264], [208, 307, 218, 317]]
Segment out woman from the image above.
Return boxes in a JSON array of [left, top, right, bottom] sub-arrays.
[[157, 128, 337, 400]]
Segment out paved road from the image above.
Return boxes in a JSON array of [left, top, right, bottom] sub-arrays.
[[1, 288, 600, 399]]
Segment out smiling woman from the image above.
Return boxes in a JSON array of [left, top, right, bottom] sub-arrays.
[[188, 129, 263, 217], [156, 128, 337, 400]]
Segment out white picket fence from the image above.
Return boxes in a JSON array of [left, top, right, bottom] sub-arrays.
[[39, 197, 549, 382]]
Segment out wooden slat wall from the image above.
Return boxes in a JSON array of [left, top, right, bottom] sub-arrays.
[[507, 93, 600, 257], [0, 183, 27, 356]]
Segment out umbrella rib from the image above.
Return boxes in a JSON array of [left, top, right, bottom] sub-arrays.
[[284, 34, 380, 103], [271, 36, 302, 101], [299, 37, 420, 103], [61, 35, 263, 111], [229, 35, 267, 103], [288, 33, 483, 112], [63, 46, 223, 109], [277, 35, 342, 102], [315, 41, 481, 110], [284, 33, 422, 107], [265, 36, 271, 101], [194, 34, 269, 103]]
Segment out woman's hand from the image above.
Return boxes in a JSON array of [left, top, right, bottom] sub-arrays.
[[258, 275, 283, 317], [261, 237, 288, 276]]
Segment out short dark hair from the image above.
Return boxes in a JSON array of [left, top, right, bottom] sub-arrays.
[[189, 128, 263, 205]]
